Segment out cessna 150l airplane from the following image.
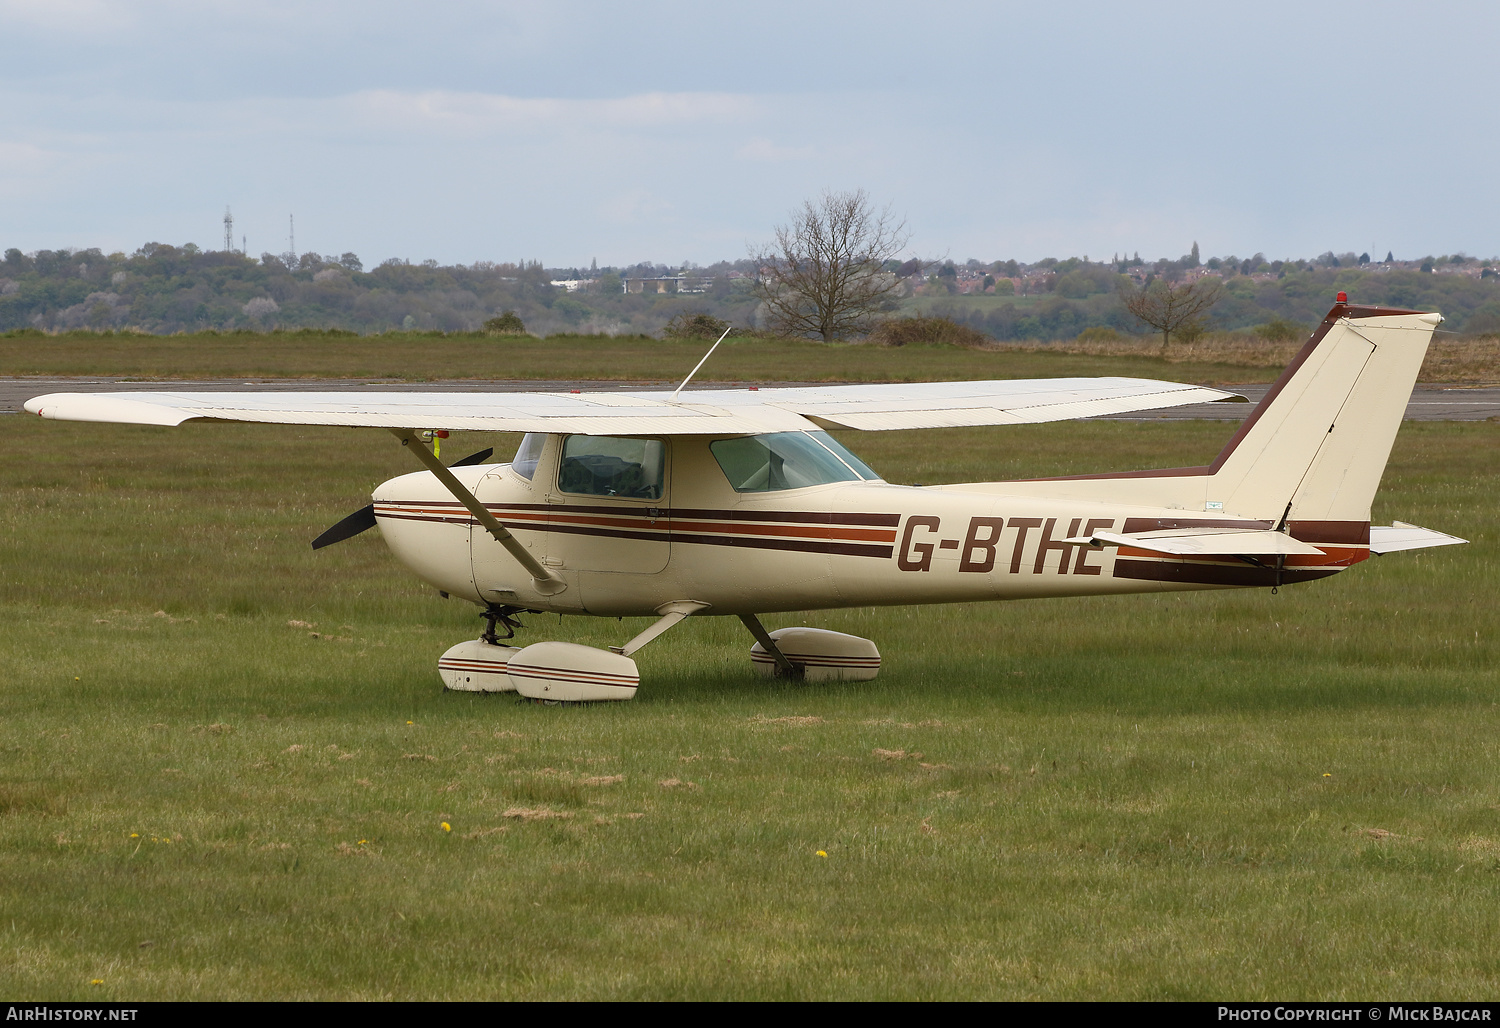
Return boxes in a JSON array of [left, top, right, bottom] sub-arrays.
[[24, 299, 1465, 702]]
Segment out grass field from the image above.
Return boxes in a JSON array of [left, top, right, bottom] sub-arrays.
[[6, 329, 1497, 387], [1, 415, 1496, 1000], [0, 331, 1284, 385]]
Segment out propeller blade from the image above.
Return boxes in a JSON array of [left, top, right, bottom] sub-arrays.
[[311, 503, 377, 550], [447, 447, 494, 468]]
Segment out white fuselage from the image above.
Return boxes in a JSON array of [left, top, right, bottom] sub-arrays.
[[373, 432, 1366, 618]]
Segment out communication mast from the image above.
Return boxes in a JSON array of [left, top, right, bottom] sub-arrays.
[[223, 206, 234, 253], [288, 214, 295, 261]]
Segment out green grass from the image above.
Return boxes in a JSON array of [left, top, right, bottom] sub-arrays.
[[0, 416, 1495, 999], [1, 331, 1280, 385]]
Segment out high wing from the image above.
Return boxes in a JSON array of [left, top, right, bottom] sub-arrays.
[[23, 377, 1243, 434]]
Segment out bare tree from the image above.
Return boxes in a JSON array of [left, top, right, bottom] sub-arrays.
[[1121, 278, 1223, 354], [751, 189, 910, 342]]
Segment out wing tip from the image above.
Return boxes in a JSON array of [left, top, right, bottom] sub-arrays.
[[22, 392, 195, 426]]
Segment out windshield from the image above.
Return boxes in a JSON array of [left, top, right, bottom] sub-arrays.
[[710, 432, 881, 492], [510, 433, 545, 480]]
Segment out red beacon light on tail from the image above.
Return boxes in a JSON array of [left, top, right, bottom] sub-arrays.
[[1336, 291, 1348, 303]]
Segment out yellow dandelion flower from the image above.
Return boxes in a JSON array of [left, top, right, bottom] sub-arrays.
[[406, 720, 414, 725], [1323, 773, 1333, 778], [129, 833, 139, 838], [358, 839, 367, 845], [441, 822, 451, 832], [816, 850, 827, 857], [90, 979, 103, 985]]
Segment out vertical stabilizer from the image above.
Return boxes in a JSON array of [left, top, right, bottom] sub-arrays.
[[1207, 303, 1439, 522]]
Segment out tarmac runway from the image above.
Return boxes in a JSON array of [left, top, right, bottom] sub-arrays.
[[1, 377, 1497, 421]]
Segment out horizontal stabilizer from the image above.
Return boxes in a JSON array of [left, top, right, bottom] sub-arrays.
[[1369, 522, 1468, 555], [1064, 527, 1327, 557]]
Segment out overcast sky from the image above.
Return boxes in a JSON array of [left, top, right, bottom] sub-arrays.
[[2, 0, 1495, 267]]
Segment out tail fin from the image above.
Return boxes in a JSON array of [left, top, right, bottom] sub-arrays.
[[1208, 302, 1439, 522]]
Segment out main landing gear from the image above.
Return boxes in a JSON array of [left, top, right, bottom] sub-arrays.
[[437, 604, 881, 702]]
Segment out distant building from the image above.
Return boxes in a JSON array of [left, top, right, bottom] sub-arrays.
[[623, 276, 679, 294], [622, 275, 711, 295]]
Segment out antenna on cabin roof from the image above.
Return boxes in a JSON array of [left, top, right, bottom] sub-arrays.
[[223, 206, 234, 253], [671, 325, 733, 402]]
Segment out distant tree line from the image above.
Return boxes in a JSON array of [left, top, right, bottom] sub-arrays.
[[926, 264, 1500, 341], [0, 244, 767, 337], [3, 240, 1499, 339]]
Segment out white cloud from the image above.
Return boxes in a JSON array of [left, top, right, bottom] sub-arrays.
[[341, 89, 762, 137], [734, 137, 816, 163], [0, 140, 63, 173], [596, 189, 674, 227]]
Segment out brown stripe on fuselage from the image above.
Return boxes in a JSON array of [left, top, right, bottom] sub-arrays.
[[376, 500, 898, 539], [379, 498, 898, 527], [392, 497, 899, 528], [542, 520, 894, 559], [374, 510, 471, 526], [1122, 517, 1274, 533], [1114, 547, 1362, 568], [1288, 520, 1370, 545], [545, 512, 895, 543], [671, 507, 900, 527], [375, 501, 895, 556], [1113, 559, 1341, 587]]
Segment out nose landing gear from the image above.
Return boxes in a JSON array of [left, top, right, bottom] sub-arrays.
[[437, 606, 531, 693], [437, 603, 641, 701], [479, 605, 528, 645]]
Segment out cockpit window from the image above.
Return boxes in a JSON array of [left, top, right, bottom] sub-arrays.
[[710, 431, 881, 493], [510, 433, 545, 480], [558, 435, 665, 499]]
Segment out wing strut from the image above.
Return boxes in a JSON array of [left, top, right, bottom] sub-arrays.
[[390, 429, 566, 595], [609, 600, 712, 656]]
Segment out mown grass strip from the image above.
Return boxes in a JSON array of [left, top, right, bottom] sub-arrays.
[[2, 332, 1281, 384]]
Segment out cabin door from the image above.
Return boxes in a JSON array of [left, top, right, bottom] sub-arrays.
[[545, 435, 670, 575]]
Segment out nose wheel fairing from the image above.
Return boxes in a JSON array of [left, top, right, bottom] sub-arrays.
[[439, 639, 523, 692]]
